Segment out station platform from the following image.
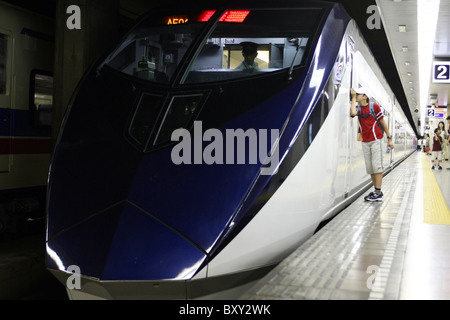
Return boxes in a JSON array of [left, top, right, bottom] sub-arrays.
[[0, 232, 67, 300], [241, 151, 450, 300]]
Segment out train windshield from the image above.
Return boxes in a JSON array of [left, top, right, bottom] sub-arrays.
[[104, 8, 323, 84]]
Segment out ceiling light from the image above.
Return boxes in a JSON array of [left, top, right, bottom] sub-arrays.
[[398, 25, 407, 32], [402, 46, 409, 52], [407, 72, 412, 76], [405, 61, 411, 66], [418, 0, 440, 135]]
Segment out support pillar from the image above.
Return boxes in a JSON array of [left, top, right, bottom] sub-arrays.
[[52, 0, 119, 147]]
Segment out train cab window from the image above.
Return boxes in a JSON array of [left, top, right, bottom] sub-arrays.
[[104, 21, 204, 84], [0, 34, 7, 94], [103, 8, 322, 85], [183, 9, 321, 84]]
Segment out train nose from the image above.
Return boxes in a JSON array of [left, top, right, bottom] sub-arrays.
[[46, 200, 207, 281]]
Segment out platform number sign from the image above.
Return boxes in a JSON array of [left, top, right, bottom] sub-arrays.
[[427, 108, 445, 119], [433, 61, 450, 83]]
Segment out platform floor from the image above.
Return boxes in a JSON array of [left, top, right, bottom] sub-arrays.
[[242, 151, 450, 300], [0, 232, 67, 300]]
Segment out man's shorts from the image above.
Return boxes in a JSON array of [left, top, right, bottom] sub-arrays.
[[362, 139, 384, 175]]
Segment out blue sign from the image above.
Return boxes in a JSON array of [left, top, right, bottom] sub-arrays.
[[433, 61, 450, 83], [428, 108, 446, 119]]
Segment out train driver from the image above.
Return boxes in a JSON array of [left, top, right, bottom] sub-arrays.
[[236, 42, 259, 70]]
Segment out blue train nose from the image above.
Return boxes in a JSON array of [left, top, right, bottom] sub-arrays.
[[46, 200, 207, 281]]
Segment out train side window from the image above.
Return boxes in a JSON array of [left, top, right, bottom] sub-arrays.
[[0, 34, 7, 95], [30, 71, 53, 126]]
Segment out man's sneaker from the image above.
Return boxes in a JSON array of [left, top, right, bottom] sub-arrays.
[[364, 192, 383, 202]]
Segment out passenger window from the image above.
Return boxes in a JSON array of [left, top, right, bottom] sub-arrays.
[[31, 71, 53, 126], [0, 34, 7, 95]]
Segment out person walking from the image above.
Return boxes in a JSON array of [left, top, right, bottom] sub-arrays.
[[350, 87, 394, 202]]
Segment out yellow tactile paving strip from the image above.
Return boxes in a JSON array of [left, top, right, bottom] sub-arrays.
[[422, 154, 450, 225]]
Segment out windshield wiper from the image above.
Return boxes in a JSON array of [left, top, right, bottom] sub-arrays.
[[288, 38, 301, 81]]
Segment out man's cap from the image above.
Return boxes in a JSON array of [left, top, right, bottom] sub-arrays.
[[241, 42, 258, 55], [356, 86, 372, 99]]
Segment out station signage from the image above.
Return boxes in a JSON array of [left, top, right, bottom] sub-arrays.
[[427, 108, 446, 118], [433, 61, 450, 83]]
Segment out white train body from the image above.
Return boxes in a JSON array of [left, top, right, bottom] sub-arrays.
[[206, 20, 416, 279]]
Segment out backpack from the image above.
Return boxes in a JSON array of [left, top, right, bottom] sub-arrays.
[[358, 102, 384, 133]]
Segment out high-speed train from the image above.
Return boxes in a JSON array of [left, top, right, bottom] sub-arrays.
[[0, 1, 54, 235], [46, 1, 416, 299]]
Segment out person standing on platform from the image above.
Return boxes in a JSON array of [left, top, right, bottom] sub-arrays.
[[425, 133, 431, 155], [431, 127, 443, 170], [438, 121, 447, 161], [350, 87, 394, 202], [446, 116, 450, 169]]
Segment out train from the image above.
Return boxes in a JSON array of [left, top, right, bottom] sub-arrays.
[[45, 1, 417, 299], [0, 1, 54, 236]]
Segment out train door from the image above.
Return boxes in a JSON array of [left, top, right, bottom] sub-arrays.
[[0, 31, 12, 173], [343, 35, 355, 198], [386, 97, 393, 166]]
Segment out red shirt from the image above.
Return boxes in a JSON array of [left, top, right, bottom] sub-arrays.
[[359, 103, 384, 142]]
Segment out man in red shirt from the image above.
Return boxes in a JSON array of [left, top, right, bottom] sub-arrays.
[[350, 87, 394, 202]]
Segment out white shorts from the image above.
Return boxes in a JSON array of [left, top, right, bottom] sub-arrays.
[[432, 151, 442, 161], [362, 139, 384, 175]]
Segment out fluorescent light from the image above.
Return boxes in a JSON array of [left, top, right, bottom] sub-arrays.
[[405, 61, 411, 66], [418, 0, 440, 136], [402, 46, 409, 52], [399, 25, 407, 32]]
